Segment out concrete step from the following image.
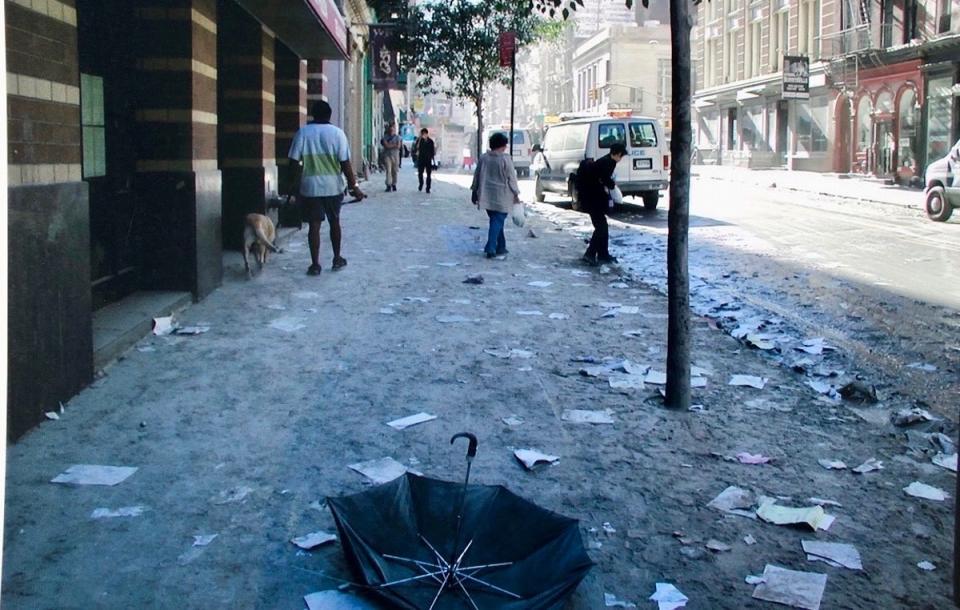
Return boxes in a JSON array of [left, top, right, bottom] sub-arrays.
[[92, 290, 192, 370]]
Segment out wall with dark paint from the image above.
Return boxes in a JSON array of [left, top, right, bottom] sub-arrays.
[[7, 182, 93, 440]]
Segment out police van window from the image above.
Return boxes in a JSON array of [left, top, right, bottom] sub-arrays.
[[630, 122, 658, 147], [597, 123, 626, 149], [564, 123, 589, 150], [543, 126, 566, 150], [493, 130, 526, 145]]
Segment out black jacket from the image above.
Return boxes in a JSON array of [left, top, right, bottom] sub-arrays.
[[413, 137, 436, 167], [575, 154, 618, 213]]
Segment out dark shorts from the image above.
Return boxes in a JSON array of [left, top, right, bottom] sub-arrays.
[[301, 194, 344, 223]]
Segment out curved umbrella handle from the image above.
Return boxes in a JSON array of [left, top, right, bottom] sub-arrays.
[[451, 432, 478, 460]]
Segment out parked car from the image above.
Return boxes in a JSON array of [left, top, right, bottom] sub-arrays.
[[924, 138, 960, 222], [482, 127, 533, 177], [532, 115, 669, 210]]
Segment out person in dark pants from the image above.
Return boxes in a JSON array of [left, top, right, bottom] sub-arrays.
[[412, 128, 436, 193], [575, 142, 626, 266]]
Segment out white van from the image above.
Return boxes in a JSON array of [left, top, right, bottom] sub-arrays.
[[532, 115, 669, 209], [482, 127, 533, 177], [924, 138, 960, 222]]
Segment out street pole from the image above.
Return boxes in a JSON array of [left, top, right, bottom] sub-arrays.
[[665, 0, 693, 409], [509, 45, 516, 158]]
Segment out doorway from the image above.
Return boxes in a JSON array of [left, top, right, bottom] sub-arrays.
[[77, 0, 142, 310], [875, 120, 895, 177], [776, 100, 789, 164]]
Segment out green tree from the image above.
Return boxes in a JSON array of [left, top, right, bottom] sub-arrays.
[[402, 0, 545, 159], [534, 0, 697, 411]]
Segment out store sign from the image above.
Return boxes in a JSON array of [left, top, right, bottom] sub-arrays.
[[782, 56, 810, 100], [370, 26, 398, 90], [498, 31, 517, 68]]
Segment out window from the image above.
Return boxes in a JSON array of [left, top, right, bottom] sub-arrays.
[[80, 73, 106, 178], [564, 124, 589, 151], [939, 0, 952, 33], [597, 123, 626, 148], [744, 5, 762, 78], [769, 1, 789, 72], [544, 125, 566, 151], [796, 97, 829, 153], [898, 89, 918, 174], [798, 0, 820, 58], [630, 122, 658, 147], [903, 0, 918, 42], [492, 130, 526, 145], [856, 95, 872, 153], [727, 107, 739, 149], [742, 106, 764, 150], [927, 76, 955, 163]]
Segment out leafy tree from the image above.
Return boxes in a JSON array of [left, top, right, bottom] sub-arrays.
[[402, 0, 545, 159], [533, 0, 698, 411]]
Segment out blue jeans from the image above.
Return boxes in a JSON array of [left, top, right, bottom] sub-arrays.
[[485, 210, 507, 255]]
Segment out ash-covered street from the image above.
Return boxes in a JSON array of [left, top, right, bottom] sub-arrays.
[[3, 170, 957, 609]]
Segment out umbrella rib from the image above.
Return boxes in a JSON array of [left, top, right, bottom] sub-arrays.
[[459, 561, 514, 572], [419, 535, 452, 570], [378, 569, 447, 588], [453, 576, 481, 610], [427, 571, 452, 610], [456, 572, 524, 600]]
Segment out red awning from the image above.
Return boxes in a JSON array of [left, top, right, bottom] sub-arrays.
[[234, 0, 349, 60]]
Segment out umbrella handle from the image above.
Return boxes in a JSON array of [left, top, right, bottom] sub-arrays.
[[450, 432, 478, 460]]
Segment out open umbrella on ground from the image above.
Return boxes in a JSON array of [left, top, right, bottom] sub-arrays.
[[327, 433, 593, 609]]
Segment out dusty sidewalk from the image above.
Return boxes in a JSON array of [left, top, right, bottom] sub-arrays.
[[2, 169, 956, 609]]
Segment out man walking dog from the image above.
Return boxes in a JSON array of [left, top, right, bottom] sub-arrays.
[[289, 100, 366, 276]]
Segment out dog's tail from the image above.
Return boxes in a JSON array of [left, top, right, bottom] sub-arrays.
[[255, 224, 281, 253]]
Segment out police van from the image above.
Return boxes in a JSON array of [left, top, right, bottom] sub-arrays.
[[532, 114, 669, 210]]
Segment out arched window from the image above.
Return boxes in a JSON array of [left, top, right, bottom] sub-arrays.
[[856, 95, 872, 152], [876, 90, 894, 115], [898, 88, 918, 174]]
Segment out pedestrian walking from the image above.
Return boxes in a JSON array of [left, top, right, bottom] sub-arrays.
[[471, 132, 520, 259], [288, 100, 366, 276], [381, 124, 401, 192], [575, 142, 626, 266], [412, 128, 436, 193]]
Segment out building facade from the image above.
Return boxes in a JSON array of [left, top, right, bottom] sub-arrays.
[[692, 0, 959, 177], [5, 0, 367, 439]]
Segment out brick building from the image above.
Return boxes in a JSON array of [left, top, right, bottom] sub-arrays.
[[692, 0, 959, 178], [5, 0, 367, 439]]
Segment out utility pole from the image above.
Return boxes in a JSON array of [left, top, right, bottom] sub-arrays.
[[509, 44, 516, 158]]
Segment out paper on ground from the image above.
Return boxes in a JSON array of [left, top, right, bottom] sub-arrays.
[[193, 534, 218, 547], [561, 409, 615, 424], [528, 281, 553, 288], [752, 564, 827, 610], [270, 317, 306, 333], [737, 452, 771, 465], [349, 457, 410, 484], [604, 592, 636, 607], [387, 412, 437, 430], [645, 370, 667, 385], [549, 313, 569, 320], [807, 497, 842, 507], [291, 531, 337, 550], [817, 459, 847, 470], [212, 486, 254, 505], [756, 502, 833, 531], [91, 506, 146, 519], [52, 464, 138, 486], [502, 415, 524, 426], [933, 453, 958, 472], [903, 481, 950, 501], [174, 325, 210, 335], [649, 583, 688, 610], [802, 540, 863, 570], [707, 486, 756, 518], [514, 449, 560, 470], [485, 348, 534, 359], [852, 458, 883, 474], [304, 591, 379, 610], [152, 316, 175, 335], [516, 310, 543, 316], [918, 561, 936, 571], [608, 373, 645, 390], [729, 374, 767, 389]]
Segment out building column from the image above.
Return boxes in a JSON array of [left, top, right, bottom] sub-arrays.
[[218, 0, 276, 250], [132, 0, 222, 298], [275, 41, 307, 198], [6, 0, 92, 438]]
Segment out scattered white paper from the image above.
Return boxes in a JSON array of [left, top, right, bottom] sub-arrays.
[[45, 412, 60, 421], [293, 291, 320, 299], [745, 575, 765, 585], [752, 565, 827, 610], [645, 370, 667, 385], [485, 348, 534, 359], [516, 310, 544, 316], [817, 459, 847, 470], [437, 262, 460, 267], [903, 481, 949, 501], [852, 458, 883, 474], [502, 415, 525, 426], [270, 317, 306, 333], [802, 540, 863, 570], [403, 296, 430, 303], [175, 325, 210, 335], [933, 453, 958, 472], [599, 301, 623, 309], [528, 281, 553, 288], [561, 409, 615, 424], [291, 531, 337, 550], [549, 313, 570, 320], [918, 561, 937, 571], [266, 304, 287, 311], [707, 486, 755, 517], [621, 329, 644, 338], [907, 362, 937, 372], [193, 534, 218, 547], [757, 502, 833, 531], [136, 345, 157, 353], [602, 522, 616, 534], [514, 449, 560, 470], [649, 583, 688, 610], [91, 506, 146, 519], [304, 590, 379, 610], [379, 308, 396, 315], [609, 282, 630, 289], [604, 592, 636, 608], [706, 539, 732, 552], [737, 452, 771, 465], [349, 457, 409, 484], [152, 317, 174, 335], [51, 464, 138, 486], [691, 377, 708, 388], [806, 497, 843, 508], [212, 486, 254, 505], [616, 306, 641, 315], [744, 534, 757, 545], [386, 412, 437, 430], [729, 374, 767, 389]]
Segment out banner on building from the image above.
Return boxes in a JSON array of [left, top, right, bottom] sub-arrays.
[[498, 31, 517, 68], [782, 56, 810, 100], [370, 26, 398, 90]]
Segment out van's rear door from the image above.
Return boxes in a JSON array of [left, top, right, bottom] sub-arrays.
[[627, 120, 666, 186], [596, 121, 630, 180]]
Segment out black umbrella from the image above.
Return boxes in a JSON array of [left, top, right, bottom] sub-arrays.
[[327, 433, 593, 609]]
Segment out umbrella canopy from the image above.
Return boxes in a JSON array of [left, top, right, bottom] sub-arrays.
[[327, 472, 593, 609]]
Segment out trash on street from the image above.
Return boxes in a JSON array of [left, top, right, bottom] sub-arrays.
[[707, 486, 756, 517], [756, 501, 834, 531], [348, 457, 411, 484], [838, 381, 878, 404], [290, 531, 337, 550], [502, 415, 524, 426], [51, 464, 138, 486], [603, 592, 636, 607], [269, 317, 306, 333], [729, 375, 767, 389], [903, 481, 949, 501], [152, 316, 175, 335], [514, 448, 560, 470], [91, 506, 146, 519], [648, 583, 688, 610], [192, 534, 218, 547], [751, 564, 827, 610], [386, 412, 438, 430], [802, 540, 863, 570], [737, 452, 771, 465], [817, 459, 847, 470], [918, 561, 937, 571], [932, 453, 958, 472], [891, 407, 936, 426], [485, 348, 534, 359], [852, 458, 884, 474], [561, 409, 615, 424]]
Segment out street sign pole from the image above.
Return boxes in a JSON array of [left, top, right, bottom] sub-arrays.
[[509, 45, 516, 158]]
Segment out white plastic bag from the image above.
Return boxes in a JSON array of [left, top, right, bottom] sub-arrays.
[[511, 202, 525, 227], [609, 186, 624, 206]]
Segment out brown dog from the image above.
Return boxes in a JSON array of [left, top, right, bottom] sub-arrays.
[[242, 213, 282, 276]]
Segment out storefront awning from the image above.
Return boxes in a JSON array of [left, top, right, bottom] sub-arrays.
[[235, 0, 349, 60]]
